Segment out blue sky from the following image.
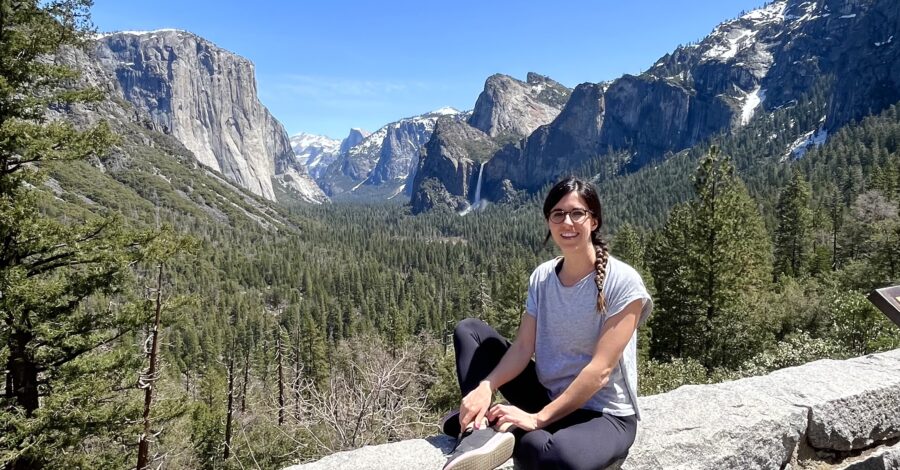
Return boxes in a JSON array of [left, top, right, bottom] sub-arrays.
[[91, 0, 765, 140]]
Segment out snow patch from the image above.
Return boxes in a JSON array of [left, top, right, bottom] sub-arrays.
[[741, 86, 766, 125], [387, 184, 406, 200], [839, 14, 856, 19], [703, 28, 754, 60], [95, 28, 184, 39], [700, 1, 786, 63], [429, 107, 460, 116], [783, 128, 828, 160], [875, 36, 894, 47], [350, 177, 369, 192]]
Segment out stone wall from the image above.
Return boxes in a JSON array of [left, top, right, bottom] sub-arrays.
[[286, 349, 900, 470]]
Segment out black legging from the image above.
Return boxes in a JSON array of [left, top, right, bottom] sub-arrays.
[[453, 317, 637, 470]]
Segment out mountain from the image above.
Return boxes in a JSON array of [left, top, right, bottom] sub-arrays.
[[409, 73, 573, 213], [51, 41, 302, 233], [290, 133, 341, 181], [317, 107, 462, 200], [412, 0, 900, 211], [93, 29, 326, 204], [408, 116, 501, 213], [468, 72, 572, 142], [340, 128, 370, 155]]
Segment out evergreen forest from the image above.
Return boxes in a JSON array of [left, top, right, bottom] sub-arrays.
[[1, 2, 899, 469]]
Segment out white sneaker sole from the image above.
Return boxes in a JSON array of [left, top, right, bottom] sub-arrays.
[[443, 431, 514, 470]]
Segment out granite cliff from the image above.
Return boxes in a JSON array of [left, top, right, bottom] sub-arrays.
[[94, 29, 325, 204], [317, 108, 462, 201], [410, 73, 571, 213]]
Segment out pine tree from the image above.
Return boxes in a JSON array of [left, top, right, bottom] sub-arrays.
[[773, 169, 813, 280], [647, 206, 699, 361], [648, 147, 772, 370], [612, 222, 646, 273], [0, 2, 154, 468]]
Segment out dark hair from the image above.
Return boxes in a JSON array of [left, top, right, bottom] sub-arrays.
[[542, 176, 608, 313]]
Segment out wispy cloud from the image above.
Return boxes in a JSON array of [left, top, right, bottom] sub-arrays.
[[270, 74, 433, 104]]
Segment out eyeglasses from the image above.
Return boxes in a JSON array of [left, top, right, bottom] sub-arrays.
[[548, 209, 593, 224]]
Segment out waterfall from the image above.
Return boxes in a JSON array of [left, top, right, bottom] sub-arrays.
[[473, 161, 486, 209], [458, 161, 487, 216]]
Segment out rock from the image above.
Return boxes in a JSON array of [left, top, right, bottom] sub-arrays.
[[716, 353, 900, 452], [94, 30, 326, 203], [409, 74, 569, 208], [409, 118, 499, 214], [290, 133, 342, 181], [321, 109, 460, 200], [468, 73, 571, 142], [284, 435, 515, 470], [836, 441, 900, 470], [286, 349, 900, 470], [414, 0, 900, 212]]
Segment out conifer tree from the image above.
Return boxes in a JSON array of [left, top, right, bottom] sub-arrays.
[[0, 1, 153, 468], [612, 223, 646, 273], [648, 147, 772, 370], [773, 169, 813, 280]]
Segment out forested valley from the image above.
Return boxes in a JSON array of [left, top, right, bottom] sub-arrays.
[[2, 2, 899, 469]]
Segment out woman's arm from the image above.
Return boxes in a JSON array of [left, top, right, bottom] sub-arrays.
[[489, 299, 642, 431], [458, 313, 536, 430]]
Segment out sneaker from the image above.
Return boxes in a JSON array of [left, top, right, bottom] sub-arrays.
[[442, 427, 515, 470], [439, 410, 461, 438]]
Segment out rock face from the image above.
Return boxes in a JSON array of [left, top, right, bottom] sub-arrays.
[[290, 133, 341, 181], [339, 128, 369, 156], [284, 349, 900, 470], [468, 72, 571, 142], [409, 73, 571, 213], [317, 108, 461, 200], [409, 117, 500, 213], [94, 30, 326, 203], [414, 0, 900, 210]]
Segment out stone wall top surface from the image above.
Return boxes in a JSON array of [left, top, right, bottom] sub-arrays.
[[286, 349, 900, 470]]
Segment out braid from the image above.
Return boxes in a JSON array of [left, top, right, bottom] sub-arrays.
[[593, 236, 609, 314]]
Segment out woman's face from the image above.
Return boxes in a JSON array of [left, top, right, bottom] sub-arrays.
[[547, 192, 598, 252]]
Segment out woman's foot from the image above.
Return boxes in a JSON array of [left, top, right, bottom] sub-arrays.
[[442, 425, 514, 470]]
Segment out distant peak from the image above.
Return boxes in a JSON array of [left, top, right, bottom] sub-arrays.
[[429, 107, 460, 116], [95, 28, 188, 39], [526, 72, 550, 84]]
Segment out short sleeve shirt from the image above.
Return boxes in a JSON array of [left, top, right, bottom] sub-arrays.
[[525, 255, 653, 417]]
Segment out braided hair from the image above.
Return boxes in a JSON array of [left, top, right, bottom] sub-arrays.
[[543, 176, 609, 313]]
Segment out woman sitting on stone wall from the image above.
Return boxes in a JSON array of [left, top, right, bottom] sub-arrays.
[[440, 176, 653, 470]]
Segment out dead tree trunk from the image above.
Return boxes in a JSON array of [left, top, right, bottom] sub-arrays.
[[240, 348, 250, 414], [276, 331, 285, 426], [137, 264, 164, 470], [294, 322, 303, 419], [224, 344, 235, 460]]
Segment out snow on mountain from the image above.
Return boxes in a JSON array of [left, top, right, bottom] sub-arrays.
[[700, 1, 786, 63], [783, 126, 829, 161], [741, 86, 766, 125], [344, 107, 462, 188], [289, 133, 341, 180]]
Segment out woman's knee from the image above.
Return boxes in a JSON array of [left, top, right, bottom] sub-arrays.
[[514, 430, 550, 470], [453, 317, 489, 341]]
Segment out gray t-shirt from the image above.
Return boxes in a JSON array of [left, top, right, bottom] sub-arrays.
[[525, 255, 653, 418]]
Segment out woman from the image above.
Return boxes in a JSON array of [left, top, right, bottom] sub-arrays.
[[441, 176, 653, 470]]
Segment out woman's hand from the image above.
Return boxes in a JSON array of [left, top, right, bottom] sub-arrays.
[[459, 381, 493, 430], [486, 404, 540, 432]]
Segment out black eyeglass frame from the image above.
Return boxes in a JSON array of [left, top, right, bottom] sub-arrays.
[[547, 209, 594, 224]]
